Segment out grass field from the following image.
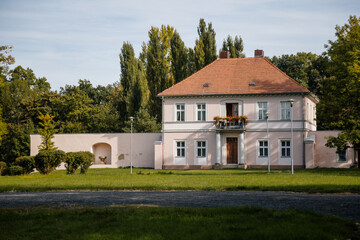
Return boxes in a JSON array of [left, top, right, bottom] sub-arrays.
[[0, 206, 358, 240], [0, 168, 359, 193]]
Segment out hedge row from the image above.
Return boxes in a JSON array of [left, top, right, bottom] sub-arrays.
[[1, 151, 95, 176]]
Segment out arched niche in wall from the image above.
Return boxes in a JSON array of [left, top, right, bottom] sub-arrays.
[[92, 143, 111, 165]]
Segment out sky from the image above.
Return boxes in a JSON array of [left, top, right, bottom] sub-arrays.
[[0, 0, 359, 90]]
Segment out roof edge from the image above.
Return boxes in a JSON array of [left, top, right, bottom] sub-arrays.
[[158, 92, 311, 98]]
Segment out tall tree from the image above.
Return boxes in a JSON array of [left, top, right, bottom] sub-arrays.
[[170, 30, 189, 83], [194, 18, 217, 70], [318, 15, 360, 165], [144, 25, 174, 121], [222, 35, 245, 58]]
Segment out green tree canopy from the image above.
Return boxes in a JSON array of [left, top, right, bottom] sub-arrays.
[[318, 15, 360, 163], [222, 35, 245, 58]]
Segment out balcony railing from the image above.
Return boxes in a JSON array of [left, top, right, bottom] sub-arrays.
[[214, 116, 248, 131]]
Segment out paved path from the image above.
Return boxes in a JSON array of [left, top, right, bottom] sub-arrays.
[[0, 191, 359, 221]]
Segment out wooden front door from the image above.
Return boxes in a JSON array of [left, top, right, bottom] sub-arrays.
[[227, 138, 238, 164]]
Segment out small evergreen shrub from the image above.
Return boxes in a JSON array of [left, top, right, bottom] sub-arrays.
[[15, 156, 35, 174], [0, 161, 6, 175], [79, 151, 95, 174], [64, 152, 81, 174], [6, 165, 24, 176], [35, 150, 65, 174]]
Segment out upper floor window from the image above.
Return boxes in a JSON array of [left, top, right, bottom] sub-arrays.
[[258, 140, 268, 157], [280, 101, 291, 120], [257, 101, 268, 120], [176, 104, 185, 121], [226, 103, 238, 116], [281, 140, 291, 158], [197, 103, 206, 121], [196, 141, 206, 157]]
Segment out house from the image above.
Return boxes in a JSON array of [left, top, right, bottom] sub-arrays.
[[30, 50, 356, 169]]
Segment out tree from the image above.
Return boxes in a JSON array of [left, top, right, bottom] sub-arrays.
[[38, 112, 57, 151], [222, 35, 245, 58], [122, 107, 161, 133], [195, 18, 217, 68], [170, 30, 189, 83], [319, 15, 360, 166], [0, 45, 15, 82], [144, 25, 175, 121]]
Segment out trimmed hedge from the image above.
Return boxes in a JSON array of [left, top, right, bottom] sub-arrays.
[[3, 165, 24, 176], [64, 151, 95, 174], [15, 156, 35, 174], [35, 150, 65, 175]]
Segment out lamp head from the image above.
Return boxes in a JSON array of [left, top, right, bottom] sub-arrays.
[[289, 99, 294, 107], [129, 116, 134, 122], [265, 112, 269, 119]]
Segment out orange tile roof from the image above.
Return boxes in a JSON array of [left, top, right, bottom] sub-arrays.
[[158, 57, 310, 96]]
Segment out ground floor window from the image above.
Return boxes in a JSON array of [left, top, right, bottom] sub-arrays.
[[176, 141, 185, 157], [196, 141, 206, 157], [258, 140, 268, 157], [281, 140, 291, 157], [337, 150, 347, 162]]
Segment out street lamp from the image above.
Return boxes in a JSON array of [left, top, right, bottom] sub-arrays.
[[265, 112, 270, 173], [288, 99, 294, 174], [130, 116, 134, 174]]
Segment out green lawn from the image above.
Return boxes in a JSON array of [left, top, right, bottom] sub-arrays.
[[0, 168, 359, 193], [0, 206, 358, 240]]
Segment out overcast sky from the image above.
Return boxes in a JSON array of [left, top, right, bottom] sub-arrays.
[[0, 0, 359, 90]]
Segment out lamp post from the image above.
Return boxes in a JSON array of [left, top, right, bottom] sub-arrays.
[[288, 99, 294, 174], [266, 112, 270, 173], [130, 116, 134, 174]]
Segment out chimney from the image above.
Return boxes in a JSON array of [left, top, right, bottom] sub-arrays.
[[254, 49, 264, 58], [219, 51, 230, 59]]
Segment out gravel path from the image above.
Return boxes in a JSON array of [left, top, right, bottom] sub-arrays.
[[0, 191, 359, 221]]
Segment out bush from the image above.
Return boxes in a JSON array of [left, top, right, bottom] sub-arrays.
[[15, 156, 35, 174], [64, 151, 94, 174], [0, 161, 6, 175], [4, 165, 24, 176], [79, 151, 95, 174], [64, 152, 81, 174], [35, 150, 65, 175]]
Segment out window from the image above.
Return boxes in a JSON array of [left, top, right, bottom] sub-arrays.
[[258, 140, 268, 157], [337, 150, 347, 162], [281, 140, 291, 157], [176, 141, 185, 157], [280, 101, 291, 120], [176, 104, 185, 121], [257, 102, 268, 120], [196, 141, 206, 157], [226, 103, 238, 117], [197, 103, 206, 121]]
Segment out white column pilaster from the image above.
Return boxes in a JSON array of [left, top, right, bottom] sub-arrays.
[[216, 132, 221, 164]]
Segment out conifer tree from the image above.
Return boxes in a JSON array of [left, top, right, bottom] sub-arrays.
[[38, 112, 57, 151]]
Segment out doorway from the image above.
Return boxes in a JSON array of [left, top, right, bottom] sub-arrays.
[[227, 138, 238, 164]]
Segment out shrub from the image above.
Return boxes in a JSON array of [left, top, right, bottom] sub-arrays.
[[35, 150, 65, 175], [4, 165, 24, 176], [15, 156, 35, 174], [79, 151, 95, 174], [64, 152, 81, 174], [0, 161, 6, 175]]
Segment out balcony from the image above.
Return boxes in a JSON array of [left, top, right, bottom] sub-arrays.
[[214, 116, 247, 132]]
